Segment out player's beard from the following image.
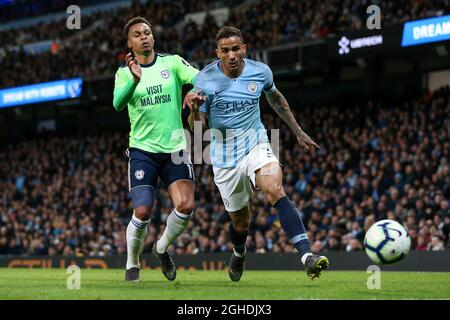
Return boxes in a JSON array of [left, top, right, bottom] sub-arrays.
[[141, 41, 153, 56], [227, 59, 242, 75], [228, 61, 238, 69], [142, 48, 153, 56]]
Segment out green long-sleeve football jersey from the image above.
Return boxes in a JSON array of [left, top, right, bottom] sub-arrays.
[[113, 53, 198, 153]]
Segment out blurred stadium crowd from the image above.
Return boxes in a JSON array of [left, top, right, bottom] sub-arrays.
[[1, 86, 449, 256], [1, 0, 448, 88]]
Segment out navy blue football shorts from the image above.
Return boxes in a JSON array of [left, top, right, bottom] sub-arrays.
[[127, 147, 195, 208]]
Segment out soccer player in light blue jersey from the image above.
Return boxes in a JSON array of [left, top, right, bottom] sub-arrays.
[[185, 26, 329, 281]]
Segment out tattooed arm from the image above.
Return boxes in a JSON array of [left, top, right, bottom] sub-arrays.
[[264, 88, 319, 150]]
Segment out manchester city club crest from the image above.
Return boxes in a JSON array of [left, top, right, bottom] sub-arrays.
[[161, 70, 169, 79], [134, 170, 145, 180], [247, 82, 258, 93]]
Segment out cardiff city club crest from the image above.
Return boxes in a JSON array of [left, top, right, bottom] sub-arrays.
[[161, 70, 170, 79], [134, 170, 145, 180]]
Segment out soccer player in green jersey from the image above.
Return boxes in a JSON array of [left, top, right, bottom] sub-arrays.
[[113, 17, 199, 282]]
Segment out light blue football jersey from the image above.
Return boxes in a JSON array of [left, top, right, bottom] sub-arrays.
[[194, 58, 277, 168]]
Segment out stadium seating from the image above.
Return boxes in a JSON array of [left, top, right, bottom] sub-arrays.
[[1, 0, 448, 89], [1, 86, 448, 256]]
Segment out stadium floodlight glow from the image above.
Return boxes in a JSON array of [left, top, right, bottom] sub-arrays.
[[338, 35, 383, 55], [0, 78, 82, 109], [401, 15, 450, 47]]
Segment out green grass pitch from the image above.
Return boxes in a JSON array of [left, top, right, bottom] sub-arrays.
[[0, 268, 449, 300]]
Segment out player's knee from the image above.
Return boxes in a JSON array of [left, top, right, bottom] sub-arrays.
[[266, 184, 285, 203], [175, 198, 195, 215], [234, 220, 250, 234], [134, 206, 152, 221]]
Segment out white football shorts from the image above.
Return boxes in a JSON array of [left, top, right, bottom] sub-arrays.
[[213, 143, 280, 212]]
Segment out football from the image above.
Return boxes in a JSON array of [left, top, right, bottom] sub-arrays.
[[364, 219, 412, 265]]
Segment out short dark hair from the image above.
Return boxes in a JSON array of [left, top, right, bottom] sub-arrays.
[[123, 16, 151, 39], [216, 26, 244, 44]]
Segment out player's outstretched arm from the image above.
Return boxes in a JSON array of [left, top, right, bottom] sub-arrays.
[[113, 79, 138, 111], [265, 89, 320, 150], [113, 53, 141, 111], [184, 91, 207, 132], [187, 102, 207, 132]]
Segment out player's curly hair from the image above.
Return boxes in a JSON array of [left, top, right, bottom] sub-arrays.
[[123, 16, 152, 39], [216, 26, 244, 43]]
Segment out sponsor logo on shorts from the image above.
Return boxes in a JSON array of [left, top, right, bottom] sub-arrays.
[[134, 170, 145, 180]]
